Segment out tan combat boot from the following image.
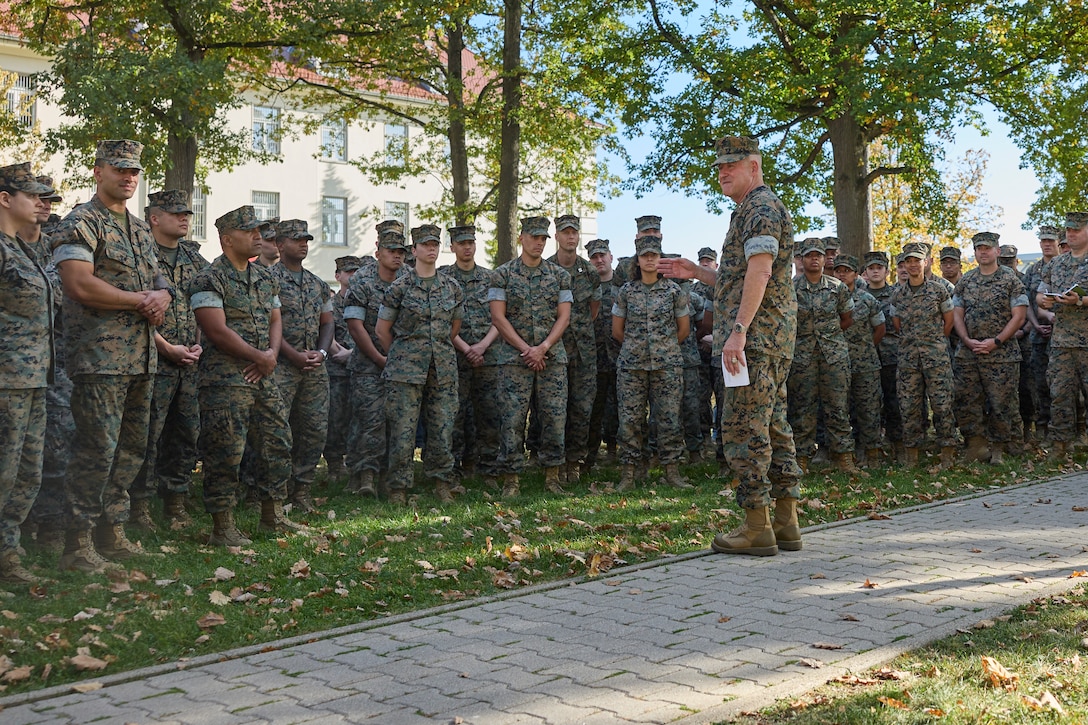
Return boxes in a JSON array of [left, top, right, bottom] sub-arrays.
[[796, 456, 810, 475], [259, 500, 308, 533], [832, 452, 866, 476], [129, 498, 156, 532], [903, 447, 920, 467], [433, 480, 455, 504], [325, 456, 346, 481], [938, 446, 957, 470], [163, 492, 192, 526], [544, 466, 570, 495], [616, 464, 635, 492], [289, 486, 316, 514], [663, 463, 694, 490], [94, 522, 143, 561], [711, 506, 778, 557], [990, 443, 1004, 465], [863, 448, 883, 469], [1048, 440, 1069, 462], [59, 529, 119, 574], [772, 497, 802, 552], [208, 511, 253, 547], [0, 549, 41, 584], [589, 478, 615, 494], [387, 489, 408, 505], [964, 435, 989, 463], [566, 462, 582, 484], [35, 526, 65, 556], [501, 473, 520, 498]]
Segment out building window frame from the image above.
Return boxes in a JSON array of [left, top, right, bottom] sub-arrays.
[[5, 72, 36, 128], [252, 105, 281, 155], [252, 190, 280, 221], [321, 196, 348, 247], [190, 186, 208, 241], [383, 122, 408, 165], [320, 118, 347, 161], [384, 201, 409, 232]]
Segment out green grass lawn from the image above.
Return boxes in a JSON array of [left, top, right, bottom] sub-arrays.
[[0, 449, 1077, 696]]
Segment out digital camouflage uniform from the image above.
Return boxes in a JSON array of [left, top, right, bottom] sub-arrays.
[[1041, 247, 1088, 443], [891, 277, 958, 448], [1002, 253, 1036, 431], [0, 216, 54, 557], [587, 243, 621, 466], [952, 264, 1027, 444], [679, 285, 707, 455], [380, 261, 464, 494], [52, 195, 160, 528], [133, 204, 209, 507], [613, 275, 689, 466], [489, 257, 573, 473], [1024, 252, 1055, 430], [189, 254, 292, 512], [714, 185, 801, 510], [866, 271, 904, 446], [788, 268, 855, 457], [548, 251, 600, 466], [842, 279, 885, 451], [323, 260, 358, 473], [439, 258, 499, 475], [270, 227, 333, 499]]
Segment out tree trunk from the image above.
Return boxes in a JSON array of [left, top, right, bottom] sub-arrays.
[[494, 0, 521, 265], [164, 127, 197, 196], [446, 22, 471, 226], [828, 114, 872, 259]]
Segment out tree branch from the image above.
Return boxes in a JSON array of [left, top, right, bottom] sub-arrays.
[[863, 165, 913, 186], [778, 130, 830, 185]]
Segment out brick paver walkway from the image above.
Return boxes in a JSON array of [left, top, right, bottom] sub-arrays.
[[3, 474, 1087, 724]]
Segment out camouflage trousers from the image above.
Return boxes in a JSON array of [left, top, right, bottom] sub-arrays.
[[787, 350, 853, 456], [132, 366, 200, 501], [275, 363, 330, 493], [385, 367, 457, 492], [721, 352, 802, 510], [28, 371, 74, 529], [563, 353, 597, 464], [879, 364, 903, 444], [681, 366, 706, 453], [1046, 347, 1088, 443], [897, 354, 957, 448], [1032, 340, 1051, 427], [455, 364, 502, 475], [66, 374, 152, 528], [346, 372, 387, 475], [955, 358, 1022, 443], [199, 382, 291, 513], [0, 388, 45, 553], [323, 373, 353, 464], [617, 367, 684, 465], [498, 363, 567, 472], [849, 366, 884, 450]]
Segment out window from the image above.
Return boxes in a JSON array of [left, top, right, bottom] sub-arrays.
[[252, 105, 281, 155], [320, 119, 346, 161], [322, 196, 347, 246], [5, 73, 36, 128], [384, 123, 408, 165], [384, 201, 409, 231], [190, 187, 207, 241], [252, 191, 280, 221]]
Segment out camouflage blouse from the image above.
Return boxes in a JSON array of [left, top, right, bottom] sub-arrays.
[[952, 266, 1027, 363], [613, 278, 688, 371]]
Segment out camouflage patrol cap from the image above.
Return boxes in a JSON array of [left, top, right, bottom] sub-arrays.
[[1065, 212, 1088, 230], [799, 238, 824, 256], [792, 240, 805, 257], [147, 189, 192, 214], [635, 215, 662, 233], [410, 224, 442, 245], [36, 175, 61, 202], [864, 250, 890, 268], [376, 219, 405, 237], [971, 231, 1000, 248], [895, 252, 909, 266], [555, 214, 580, 232], [378, 230, 409, 250], [1039, 225, 1061, 241], [585, 238, 611, 256], [275, 219, 314, 241], [1059, 230, 1068, 244], [939, 246, 962, 260], [998, 244, 1017, 259], [0, 163, 52, 195], [901, 242, 927, 260], [713, 135, 759, 166], [520, 216, 551, 238], [95, 139, 144, 170], [215, 205, 261, 233], [915, 241, 933, 258], [334, 255, 363, 273], [259, 217, 279, 240], [821, 236, 840, 250], [698, 246, 717, 261], [448, 225, 476, 243], [832, 254, 860, 272], [634, 235, 663, 256]]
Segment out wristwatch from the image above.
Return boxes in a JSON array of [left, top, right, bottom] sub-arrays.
[[992, 337, 1003, 348], [318, 349, 328, 360], [732, 321, 748, 335], [1078, 296, 1085, 307]]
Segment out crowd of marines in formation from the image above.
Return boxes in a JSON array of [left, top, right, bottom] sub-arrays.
[[2, 133, 1088, 582]]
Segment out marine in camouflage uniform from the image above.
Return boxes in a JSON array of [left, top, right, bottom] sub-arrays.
[[439, 226, 501, 481], [1038, 212, 1088, 454], [613, 236, 692, 491], [130, 190, 208, 530], [489, 216, 572, 496], [1024, 227, 1061, 437], [271, 220, 334, 512], [376, 225, 464, 503], [999, 244, 1036, 439], [890, 243, 958, 464], [693, 247, 720, 452], [679, 282, 708, 460], [548, 215, 600, 482], [788, 239, 856, 470], [952, 232, 1027, 462], [585, 239, 620, 469], [0, 164, 54, 583], [189, 206, 299, 545], [863, 251, 903, 452], [833, 255, 886, 461], [344, 221, 407, 497], [322, 255, 362, 480], [52, 141, 174, 572]]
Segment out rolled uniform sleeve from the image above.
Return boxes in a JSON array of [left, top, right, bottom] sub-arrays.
[[744, 234, 779, 260], [190, 290, 224, 309]]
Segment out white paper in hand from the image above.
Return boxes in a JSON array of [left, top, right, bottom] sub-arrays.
[[721, 350, 750, 388]]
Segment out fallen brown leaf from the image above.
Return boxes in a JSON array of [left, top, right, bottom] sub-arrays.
[[974, 619, 996, 630], [71, 681, 103, 693], [1069, 570, 1087, 578], [212, 567, 235, 581], [68, 654, 107, 672], [877, 695, 909, 710], [813, 642, 843, 650], [922, 707, 945, 716], [798, 658, 823, 669], [196, 612, 227, 629], [2, 665, 32, 682], [862, 578, 878, 589], [718, 616, 732, 623], [981, 655, 1019, 690], [208, 591, 230, 606], [1072, 506, 1088, 512], [841, 614, 860, 622], [867, 512, 892, 520]]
